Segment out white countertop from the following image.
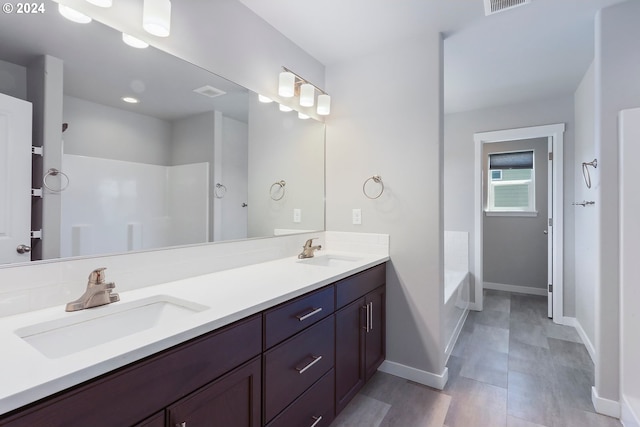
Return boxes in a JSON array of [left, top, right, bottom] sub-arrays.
[[0, 251, 388, 415]]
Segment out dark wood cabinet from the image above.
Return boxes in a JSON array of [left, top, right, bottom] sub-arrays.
[[0, 315, 262, 427], [335, 264, 386, 415], [1, 262, 386, 427], [167, 356, 261, 427]]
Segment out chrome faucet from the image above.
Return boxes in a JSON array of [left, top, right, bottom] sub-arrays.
[[65, 268, 120, 312], [298, 238, 322, 259]]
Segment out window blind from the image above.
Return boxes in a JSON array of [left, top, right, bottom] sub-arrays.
[[489, 150, 534, 169]]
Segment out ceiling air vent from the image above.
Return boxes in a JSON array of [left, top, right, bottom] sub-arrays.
[[193, 85, 226, 98], [484, 0, 531, 15]]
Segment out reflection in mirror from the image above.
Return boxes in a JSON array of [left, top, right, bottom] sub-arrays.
[[0, 8, 325, 266]]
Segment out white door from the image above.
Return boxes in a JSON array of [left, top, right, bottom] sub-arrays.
[[0, 93, 32, 264], [547, 138, 553, 318]]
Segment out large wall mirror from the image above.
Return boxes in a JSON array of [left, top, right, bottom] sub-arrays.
[[0, 8, 325, 266]]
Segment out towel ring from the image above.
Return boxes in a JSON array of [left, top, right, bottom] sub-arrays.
[[214, 183, 227, 199], [363, 175, 384, 199], [270, 180, 286, 201], [43, 168, 69, 192], [582, 159, 597, 189]]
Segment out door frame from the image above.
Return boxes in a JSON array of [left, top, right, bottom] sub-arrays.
[[473, 123, 565, 323]]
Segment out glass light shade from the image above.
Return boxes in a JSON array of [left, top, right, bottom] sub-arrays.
[[299, 83, 315, 107], [122, 33, 149, 49], [143, 0, 171, 37], [58, 4, 92, 23], [317, 94, 331, 115], [278, 71, 295, 98], [279, 104, 293, 112], [258, 94, 273, 103], [298, 112, 310, 120], [86, 0, 112, 7]]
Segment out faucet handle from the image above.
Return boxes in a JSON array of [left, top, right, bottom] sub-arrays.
[[304, 238, 318, 247], [88, 267, 107, 285]]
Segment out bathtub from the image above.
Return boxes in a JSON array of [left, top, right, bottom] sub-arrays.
[[443, 231, 471, 360]]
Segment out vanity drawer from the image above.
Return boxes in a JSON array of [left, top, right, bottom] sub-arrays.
[[336, 263, 386, 309], [264, 285, 334, 349], [266, 369, 335, 427], [264, 315, 335, 423]]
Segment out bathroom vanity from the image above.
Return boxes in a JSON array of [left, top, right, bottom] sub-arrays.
[[0, 256, 386, 427]]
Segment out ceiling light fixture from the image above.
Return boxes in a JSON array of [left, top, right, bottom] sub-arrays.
[[122, 33, 149, 49], [86, 0, 112, 7], [278, 66, 330, 116], [143, 0, 171, 37], [121, 96, 140, 104], [58, 4, 92, 23]]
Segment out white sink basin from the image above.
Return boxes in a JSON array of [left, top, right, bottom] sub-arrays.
[[15, 295, 208, 359], [297, 254, 362, 268]]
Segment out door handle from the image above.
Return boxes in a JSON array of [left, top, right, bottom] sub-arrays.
[[16, 244, 31, 254], [543, 230, 548, 235]]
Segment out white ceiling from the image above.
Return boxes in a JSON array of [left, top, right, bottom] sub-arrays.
[[238, 0, 627, 113]]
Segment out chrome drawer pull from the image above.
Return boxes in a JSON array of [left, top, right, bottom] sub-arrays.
[[296, 307, 323, 321], [310, 415, 323, 427], [369, 302, 374, 332], [296, 355, 323, 374]]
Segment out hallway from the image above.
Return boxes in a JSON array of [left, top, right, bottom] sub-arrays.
[[330, 290, 622, 427]]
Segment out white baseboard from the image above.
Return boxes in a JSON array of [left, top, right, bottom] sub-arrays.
[[592, 386, 621, 418], [484, 281, 547, 296], [378, 360, 448, 390], [621, 395, 640, 427], [445, 309, 469, 362], [562, 317, 596, 364]]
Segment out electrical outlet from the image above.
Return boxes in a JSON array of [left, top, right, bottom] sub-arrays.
[[293, 208, 302, 223], [352, 209, 362, 225]]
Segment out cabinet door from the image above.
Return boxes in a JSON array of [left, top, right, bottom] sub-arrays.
[[365, 286, 386, 381], [133, 412, 164, 427], [167, 356, 261, 427], [334, 297, 366, 414]]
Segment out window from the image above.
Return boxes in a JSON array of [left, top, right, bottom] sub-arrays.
[[487, 150, 535, 214]]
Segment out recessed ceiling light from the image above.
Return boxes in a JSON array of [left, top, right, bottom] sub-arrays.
[[58, 4, 92, 24], [122, 33, 149, 49], [121, 96, 140, 104], [86, 0, 112, 7]]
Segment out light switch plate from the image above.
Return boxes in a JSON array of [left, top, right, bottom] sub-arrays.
[[293, 208, 301, 223], [352, 208, 362, 225]]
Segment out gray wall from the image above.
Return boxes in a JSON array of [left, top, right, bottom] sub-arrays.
[[444, 95, 576, 314], [483, 138, 548, 290], [573, 62, 597, 353], [326, 34, 445, 378], [0, 59, 27, 100], [64, 96, 172, 165], [593, 0, 640, 403], [247, 93, 325, 237]]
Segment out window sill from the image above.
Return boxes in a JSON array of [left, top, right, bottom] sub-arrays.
[[485, 210, 538, 217]]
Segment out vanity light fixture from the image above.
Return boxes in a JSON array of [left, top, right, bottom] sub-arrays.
[[278, 66, 331, 116], [86, 0, 112, 7], [317, 94, 331, 116], [258, 94, 274, 103], [58, 4, 92, 23], [121, 96, 140, 104], [143, 0, 171, 37], [122, 33, 149, 49], [298, 112, 310, 120], [279, 104, 293, 112], [278, 71, 295, 98]]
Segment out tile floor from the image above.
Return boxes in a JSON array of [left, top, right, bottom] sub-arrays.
[[330, 289, 622, 427]]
